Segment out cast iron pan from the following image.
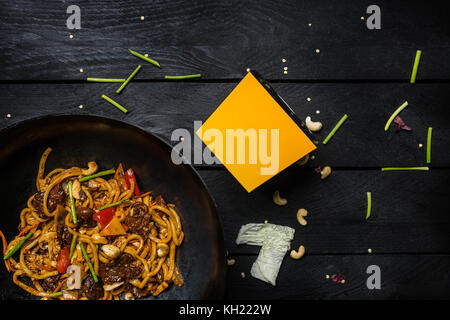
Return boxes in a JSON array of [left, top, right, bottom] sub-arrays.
[[0, 115, 226, 300]]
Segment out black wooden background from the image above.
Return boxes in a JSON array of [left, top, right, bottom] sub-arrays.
[[1, 0, 449, 299]]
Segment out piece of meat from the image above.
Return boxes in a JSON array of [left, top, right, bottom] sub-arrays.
[[41, 275, 61, 292], [124, 283, 150, 299], [155, 195, 166, 206], [123, 202, 151, 237], [32, 183, 66, 214], [56, 224, 73, 247], [99, 253, 142, 284], [76, 206, 96, 228], [82, 274, 104, 300]]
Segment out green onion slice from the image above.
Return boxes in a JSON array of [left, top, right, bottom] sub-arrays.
[[116, 65, 142, 94], [426, 127, 432, 164], [49, 292, 63, 298], [87, 78, 126, 83], [3, 232, 33, 260], [67, 181, 78, 224], [101, 95, 128, 113], [366, 192, 372, 220], [410, 50, 422, 84], [381, 167, 429, 171], [79, 169, 115, 182], [97, 199, 129, 211], [164, 74, 202, 80], [69, 234, 78, 260], [80, 242, 98, 283], [128, 49, 161, 68], [384, 101, 408, 131], [322, 114, 348, 145]]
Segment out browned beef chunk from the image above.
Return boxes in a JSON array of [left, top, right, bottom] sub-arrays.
[[32, 183, 66, 214], [155, 195, 166, 206], [125, 284, 150, 299], [99, 253, 142, 284], [123, 202, 151, 236], [41, 275, 60, 292], [75, 206, 96, 228], [82, 274, 104, 300], [56, 224, 73, 247]]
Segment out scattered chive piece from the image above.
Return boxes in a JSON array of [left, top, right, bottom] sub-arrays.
[[128, 49, 161, 68], [67, 181, 78, 224], [79, 169, 115, 182], [101, 95, 128, 113], [410, 50, 422, 84], [98, 199, 129, 211], [49, 292, 63, 298], [87, 78, 126, 83], [381, 167, 429, 171], [322, 114, 348, 145], [116, 65, 142, 94], [426, 127, 432, 164], [384, 101, 408, 131], [3, 232, 33, 260], [164, 74, 202, 80], [80, 242, 98, 283], [366, 192, 372, 220], [69, 234, 78, 260]]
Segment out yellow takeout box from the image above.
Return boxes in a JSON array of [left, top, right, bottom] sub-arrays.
[[196, 71, 316, 192]]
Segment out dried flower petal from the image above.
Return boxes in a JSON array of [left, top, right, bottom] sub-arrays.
[[331, 273, 345, 283], [314, 166, 322, 173], [393, 116, 412, 132]]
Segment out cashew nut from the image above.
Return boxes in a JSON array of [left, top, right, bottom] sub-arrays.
[[290, 245, 305, 259], [320, 166, 332, 180], [81, 161, 98, 175], [273, 190, 287, 206], [227, 259, 236, 266], [296, 154, 310, 166], [124, 292, 135, 300], [101, 244, 121, 259], [297, 208, 308, 226], [305, 116, 322, 132]]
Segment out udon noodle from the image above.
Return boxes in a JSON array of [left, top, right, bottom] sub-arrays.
[[0, 147, 184, 300]]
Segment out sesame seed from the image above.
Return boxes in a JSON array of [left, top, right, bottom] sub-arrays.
[[180, 137, 184, 141], [368, 248, 373, 253], [69, 34, 74, 39], [315, 49, 320, 53], [306, 97, 311, 101], [326, 274, 330, 279], [310, 155, 315, 160], [79, 105, 84, 109], [284, 70, 288, 74], [284, 66, 288, 71], [144, 54, 148, 57], [141, 16, 145, 21], [79, 68, 83, 73], [227, 259, 235, 266], [316, 110, 321, 114], [341, 279, 345, 284], [246, 68, 250, 72], [282, 58, 286, 63], [308, 23, 312, 27], [361, 16, 365, 20], [241, 272, 246, 278], [419, 144, 423, 148], [6, 114, 11, 118], [264, 220, 268, 224]]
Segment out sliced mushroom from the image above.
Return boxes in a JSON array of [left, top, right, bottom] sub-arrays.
[[71, 180, 83, 200], [101, 244, 121, 259], [103, 281, 124, 291]]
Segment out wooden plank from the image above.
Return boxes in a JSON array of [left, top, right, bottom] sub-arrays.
[[225, 254, 450, 299], [197, 169, 450, 254], [0, 82, 449, 167], [1, 0, 449, 80]]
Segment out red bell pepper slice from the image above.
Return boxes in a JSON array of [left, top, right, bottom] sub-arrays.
[[56, 247, 70, 274], [93, 207, 116, 228], [124, 168, 140, 195]]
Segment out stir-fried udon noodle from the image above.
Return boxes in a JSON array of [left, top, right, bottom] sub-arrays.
[[0, 147, 184, 300]]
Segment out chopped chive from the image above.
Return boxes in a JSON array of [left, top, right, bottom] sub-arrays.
[[97, 199, 129, 211], [80, 242, 98, 283], [69, 234, 78, 260], [79, 169, 115, 182], [426, 127, 432, 164], [101, 95, 128, 113], [384, 101, 408, 131], [116, 65, 142, 94], [128, 49, 161, 68], [67, 181, 77, 224], [164, 74, 202, 80], [322, 114, 348, 145], [3, 232, 33, 260], [87, 78, 126, 83], [366, 192, 372, 220], [49, 292, 63, 298], [381, 167, 429, 171], [410, 50, 422, 84]]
